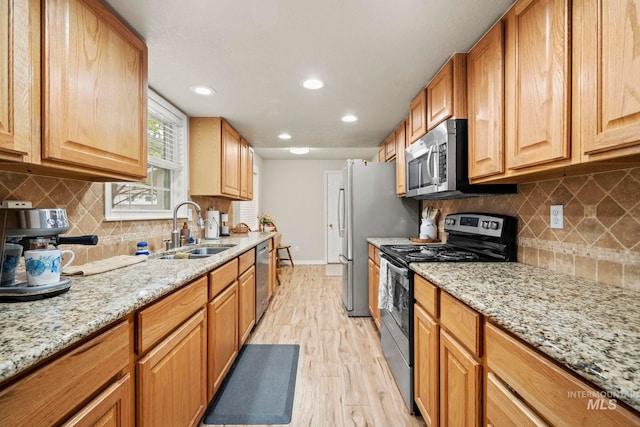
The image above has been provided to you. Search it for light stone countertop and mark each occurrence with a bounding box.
[411,263,640,413]
[0,232,275,384]
[367,237,640,412]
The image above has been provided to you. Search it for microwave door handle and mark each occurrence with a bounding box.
[425,146,435,184]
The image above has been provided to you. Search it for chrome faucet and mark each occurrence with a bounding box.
[171,201,204,249]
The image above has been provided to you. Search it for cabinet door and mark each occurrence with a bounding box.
[238,265,256,346]
[137,310,207,427]
[0,0,37,163]
[574,0,640,160]
[62,374,132,427]
[367,258,380,329]
[467,21,505,180]
[378,145,385,162]
[409,89,428,143]
[384,132,396,160]
[426,53,467,130]
[247,146,254,199]
[395,120,407,195]
[221,121,241,197]
[414,305,439,427]
[505,0,570,170]
[208,281,239,400]
[240,138,249,199]
[440,329,481,427]
[43,0,148,180]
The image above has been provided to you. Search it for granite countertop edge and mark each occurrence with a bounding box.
[0,232,275,384]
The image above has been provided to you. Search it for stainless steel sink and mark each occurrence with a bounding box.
[157,245,235,259]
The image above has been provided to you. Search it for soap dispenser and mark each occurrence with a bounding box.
[180,221,190,245]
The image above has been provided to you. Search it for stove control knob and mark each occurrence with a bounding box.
[446,218,456,226]
[490,221,500,230]
[481,220,489,229]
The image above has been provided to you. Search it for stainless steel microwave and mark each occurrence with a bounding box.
[405,119,517,199]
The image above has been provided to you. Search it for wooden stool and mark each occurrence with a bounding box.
[271,226,294,269]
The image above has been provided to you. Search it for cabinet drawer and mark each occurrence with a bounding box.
[238,248,255,275]
[440,292,481,356]
[485,322,640,426]
[414,274,438,318]
[0,321,129,427]
[137,276,207,354]
[209,258,239,299]
[486,372,547,427]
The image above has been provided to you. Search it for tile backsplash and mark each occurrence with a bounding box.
[428,167,640,290]
[2,167,639,290]
[0,172,230,266]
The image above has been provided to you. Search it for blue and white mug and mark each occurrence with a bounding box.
[24,249,75,287]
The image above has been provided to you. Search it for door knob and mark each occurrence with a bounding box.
[329,224,334,228]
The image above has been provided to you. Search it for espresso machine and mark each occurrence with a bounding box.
[0,207,98,302]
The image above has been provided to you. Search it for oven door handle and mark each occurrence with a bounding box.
[380,253,409,276]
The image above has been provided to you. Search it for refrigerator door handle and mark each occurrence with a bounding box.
[337,188,345,237]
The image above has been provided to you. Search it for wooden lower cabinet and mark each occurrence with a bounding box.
[238,265,256,346]
[414,304,439,427]
[137,309,207,427]
[208,281,239,400]
[269,242,276,297]
[439,329,482,427]
[63,374,132,427]
[367,258,380,329]
[485,322,640,426]
[0,321,130,427]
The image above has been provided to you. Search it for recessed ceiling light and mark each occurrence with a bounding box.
[289,147,310,155]
[189,85,216,96]
[278,133,292,140]
[342,114,358,122]
[302,79,324,90]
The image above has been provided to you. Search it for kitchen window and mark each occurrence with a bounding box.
[104,89,188,221]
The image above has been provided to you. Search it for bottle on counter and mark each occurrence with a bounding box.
[135,241,150,256]
[180,222,190,243]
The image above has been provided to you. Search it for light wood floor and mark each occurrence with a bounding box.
[204,264,427,427]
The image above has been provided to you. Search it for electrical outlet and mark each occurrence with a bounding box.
[550,205,564,229]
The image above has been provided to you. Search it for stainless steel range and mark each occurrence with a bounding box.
[377,212,517,413]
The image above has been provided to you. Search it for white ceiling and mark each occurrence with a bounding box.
[104,0,515,160]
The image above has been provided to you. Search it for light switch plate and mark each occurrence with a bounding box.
[550,205,564,229]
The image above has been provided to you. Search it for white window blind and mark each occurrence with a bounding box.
[234,169,258,231]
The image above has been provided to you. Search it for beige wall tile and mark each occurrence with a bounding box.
[623,264,640,291]
[597,260,623,287]
[575,256,596,281]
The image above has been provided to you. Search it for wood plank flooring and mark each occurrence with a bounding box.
[203,265,426,427]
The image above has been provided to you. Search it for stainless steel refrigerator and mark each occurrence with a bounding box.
[338,159,419,316]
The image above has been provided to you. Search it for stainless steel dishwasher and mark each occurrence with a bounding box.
[255,241,270,323]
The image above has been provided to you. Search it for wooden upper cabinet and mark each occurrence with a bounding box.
[467,21,505,180]
[190,118,250,199]
[221,121,241,197]
[384,132,396,161]
[377,145,385,162]
[42,0,148,180]
[240,138,249,200]
[0,0,38,164]
[395,120,407,195]
[408,89,427,143]
[426,53,467,131]
[573,0,640,161]
[247,146,254,200]
[505,0,570,170]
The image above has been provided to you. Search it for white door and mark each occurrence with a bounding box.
[325,171,343,263]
